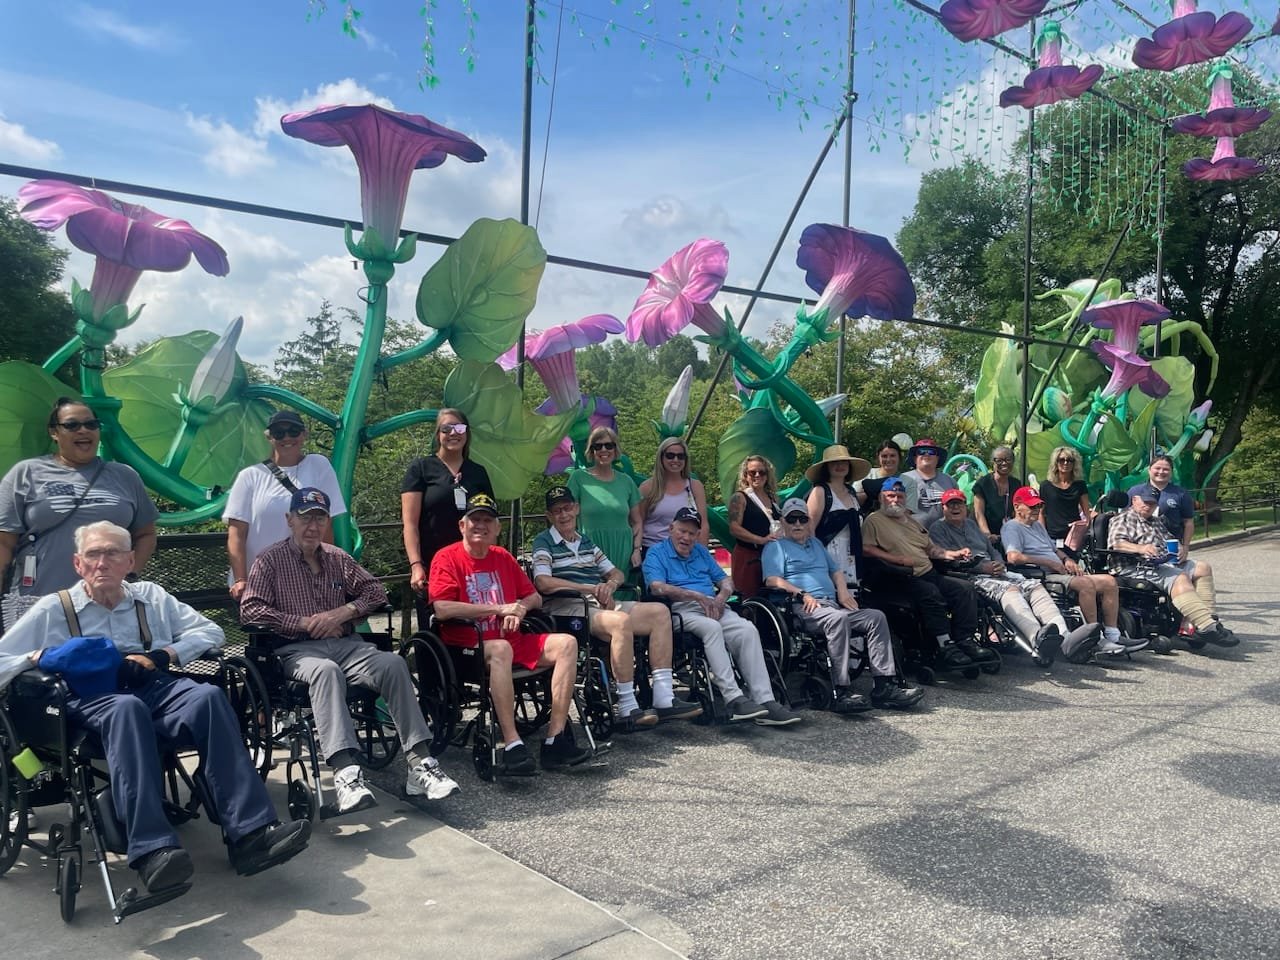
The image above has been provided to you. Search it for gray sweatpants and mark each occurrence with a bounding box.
[794,600,896,686]
[276,634,431,764]
[672,601,774,704]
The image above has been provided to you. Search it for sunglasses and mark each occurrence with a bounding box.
[439,423,468,436]
[269,425,305,439]
[746,469,767,477]
[1056,456,1075,463]
[663,451,687,461]
[590,441,616,451]
[57,419,102,432]
[784,514,808,524]
[992,458,1012,465]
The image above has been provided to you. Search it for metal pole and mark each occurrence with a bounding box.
[511,0,535,553]
[1151,122,1169,461]
[834,0,857,445]
[1019,24,1035,483]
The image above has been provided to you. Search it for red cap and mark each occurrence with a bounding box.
[1012,486,1044,507]
[940,488,967,505]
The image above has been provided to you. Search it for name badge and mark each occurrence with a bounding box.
[454,487,466,511]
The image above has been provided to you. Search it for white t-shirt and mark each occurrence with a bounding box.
[222,455,348,579]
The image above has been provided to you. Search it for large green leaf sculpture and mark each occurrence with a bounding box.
[974,329,1022,440]
[0,361,71,475]
[442,361,577,500]
[1126,356,1195,447]
[416,218,546,363]
[715,407,798,514]
[1025,424,1060,482]
[103,332,272,489]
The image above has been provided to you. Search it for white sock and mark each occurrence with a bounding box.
[651,669,675,709]
[616,680,639,713]
[936,634,952,649]
[504,739,524,751]
[1103,626,1120,642]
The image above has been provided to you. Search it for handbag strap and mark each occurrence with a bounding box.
[57,588,152,651]
[262,459,300,494]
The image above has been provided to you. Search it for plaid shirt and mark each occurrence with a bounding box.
[241,537,387,639]
[1107,507,1165,552]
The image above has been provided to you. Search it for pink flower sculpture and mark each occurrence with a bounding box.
[1171,62,1271,138]
[1183,135,1267,180]
[498,313,624,412]
[1091,342,1171,400]
[281,104,485,253]
[18,180,228,323]
[1000,22,1104,109]
[536,395,617,474]
[626,239,729,347]
[796,223,916,322]
[1132,3,1253,72]
[938,0,1048,42]
[1081,298,1171,353]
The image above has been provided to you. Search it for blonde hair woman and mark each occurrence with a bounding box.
[726,455,781,598]
[566,425,642,574]
[638,436,709,549]
[1038,445,1092,542]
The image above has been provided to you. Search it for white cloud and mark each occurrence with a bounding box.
[65,5,183,52]
[183,113,273,177]
[0,114,60,162]
[253,79,395,138]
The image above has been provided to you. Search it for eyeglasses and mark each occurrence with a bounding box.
[746,469,767,477]
[663,451,687,461]
[57,419,102,432]
[590,441,616,451]
[944,501,967,508]
[294,513,328,526]
[269,425,305,439]
[439,423,468,436]
[784,515,808,524]
[992,458,1012,465]
[80,547,129,563]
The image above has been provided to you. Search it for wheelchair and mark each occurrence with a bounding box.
[240,618,405,821]
[738,589,851,710]
[402,608,610,782]
[0,648,271,924]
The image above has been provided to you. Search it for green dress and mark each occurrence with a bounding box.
[567,469,641,574]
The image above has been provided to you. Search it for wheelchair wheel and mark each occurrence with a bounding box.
[1117,609,1141,642]
[221,655,273,779]
[287,778,316,823]
[579,657,615,741]
[915,665,937,685]
[740,599,790,677]
[351,696,400,770]
[58,854,79,923]
[979,650,1002,675]
[798,673,834,711]
[402,633,459,758]
[513,674,554,735]
[472,730,495,782]
[1,709,30,875]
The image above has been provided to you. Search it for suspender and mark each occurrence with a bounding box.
[57,589,153,651]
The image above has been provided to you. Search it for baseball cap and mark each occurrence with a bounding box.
[1012,486,1044,507]
[910,437,945,457]
[940,488,967,505]
[464,492,499,518]
[882,477,906,493]
[268,410,305,429]
[545,486,575,510]
[1133,484,1160,503]
[780,497,809,519]
[672,506,702,526]
[290,487,331,515]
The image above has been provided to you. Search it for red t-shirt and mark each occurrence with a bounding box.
[428,542,536,647]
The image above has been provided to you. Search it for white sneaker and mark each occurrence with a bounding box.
[1096,639,1127,655]
[406,757,460,800]
[333,764,378,814]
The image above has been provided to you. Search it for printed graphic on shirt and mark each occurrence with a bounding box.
[465,570,504,633]
[41,480,128,514]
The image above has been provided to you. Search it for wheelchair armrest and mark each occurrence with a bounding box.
[241,622,277,635]
[863,557,914,579]
[12,666,63,688]
[1006,563,1045,579]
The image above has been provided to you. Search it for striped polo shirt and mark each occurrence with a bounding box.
[531,526,615,585]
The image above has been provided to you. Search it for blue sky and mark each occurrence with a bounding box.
[1,1,1276,364]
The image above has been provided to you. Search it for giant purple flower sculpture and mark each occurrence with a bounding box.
[1091,342,1171,399]
[796,223,916,323]
[498,313,624,412]
[626,239,729,347]
[1172,61,1271,138]
[1000,22,1104,109]
[18,180,228,326]
[1183,134,1267,180]
[281,103,485,261]
[1132,2,1252,72]
[1081,298,1171,353]
[938,0,1048,42]
[536,395,617,474]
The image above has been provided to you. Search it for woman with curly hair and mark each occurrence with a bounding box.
[726,455,781,599]
[1038,445,1092,543]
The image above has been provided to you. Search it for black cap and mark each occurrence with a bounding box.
[464,492,499,518]
[268,410,305,429]
[545,486,575,510]
[672,506,701,526]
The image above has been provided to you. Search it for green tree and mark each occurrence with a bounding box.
[0,196,76,366]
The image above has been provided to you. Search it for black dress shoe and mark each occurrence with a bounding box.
[958,639,999,663]
[137,846,194,892]
[939,643,975,670]
[230,820,311,876]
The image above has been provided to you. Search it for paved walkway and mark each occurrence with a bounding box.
[4,530,1277,958]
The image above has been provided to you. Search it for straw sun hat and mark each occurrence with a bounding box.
[805,444,872,484]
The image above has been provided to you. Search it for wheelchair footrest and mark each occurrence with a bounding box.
[115,881,193,921]
[162,800,200,826]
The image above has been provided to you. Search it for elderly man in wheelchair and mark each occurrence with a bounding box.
[0,521,311,900]
[761,497,923,712]
[531,486,702,729]
[240,486,460,815]
[429,492,593,776]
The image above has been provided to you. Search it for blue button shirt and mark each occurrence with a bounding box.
[762,537,838,599]
[642,538,724,597]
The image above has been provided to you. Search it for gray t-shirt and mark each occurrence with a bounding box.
[928,516,1000,562]
[999,517,1058,561]
[903,470,958,529]
[0,456,158,600]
